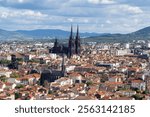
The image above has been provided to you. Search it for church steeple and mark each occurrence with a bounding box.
[61,54,65,76]
[75,25,81,54]
[76,25,79,39]
[70,25,73,39]
[68,25,75,57]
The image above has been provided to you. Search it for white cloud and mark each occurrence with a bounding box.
[88,0,116,4]
[106,20,112,24]
[123,24,130,27]
[6,0,30,4]
[17,0,27,3]
[0,0,68,9]
[107,4,143,15]
[22,10,47,17]
[101,24,104,28]
[83,19,89,23]
[0,7,47,18]
[14,0,27,3]
[67,18,74,22]
[119,4,143,14]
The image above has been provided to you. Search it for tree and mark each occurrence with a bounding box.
[15,84,24,89]
[100,78,106,83]
[132,94,144,100]
[0,60,11,65]
[10,72,20,78]
[86,81,93,86]
[28,59,40,63]
[15,92,21,99]
[142,90,149,94]
[48,90,53,94]
[0,75,7,82]
[17,58,23,62]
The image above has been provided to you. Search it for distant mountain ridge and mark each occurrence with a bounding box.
[87,26,150,43]
[0,26,150,41]
[0,29,101,40]
[130,26,150,38]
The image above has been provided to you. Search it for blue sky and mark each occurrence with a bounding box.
[0,0,150,33]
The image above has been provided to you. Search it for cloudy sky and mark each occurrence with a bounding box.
[0,0,150,33]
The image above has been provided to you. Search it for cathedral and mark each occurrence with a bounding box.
[40,54,66,86]
[49,25,81,57]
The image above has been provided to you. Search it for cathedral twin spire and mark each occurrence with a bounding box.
[68,25,81,57]
[50,25,81,58]
[69,25,79,40]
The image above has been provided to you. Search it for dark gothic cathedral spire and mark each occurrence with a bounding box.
[70,25,73,39]
[75,25,81,54]
[68,25,75,57]
[61,54,65,76]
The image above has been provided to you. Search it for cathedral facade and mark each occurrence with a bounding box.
[49,25,81,57]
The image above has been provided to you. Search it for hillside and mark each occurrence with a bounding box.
[0,26,150,42]
[0,29,101,40]
[86,26,150,43]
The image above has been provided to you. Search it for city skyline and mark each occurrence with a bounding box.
[0,0,150,33]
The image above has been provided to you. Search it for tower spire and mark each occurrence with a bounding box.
[76,25,79,38]
[70,24,73,39]
[75,25,81,55]
[68,25,75,57]
[61,54,65,76]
